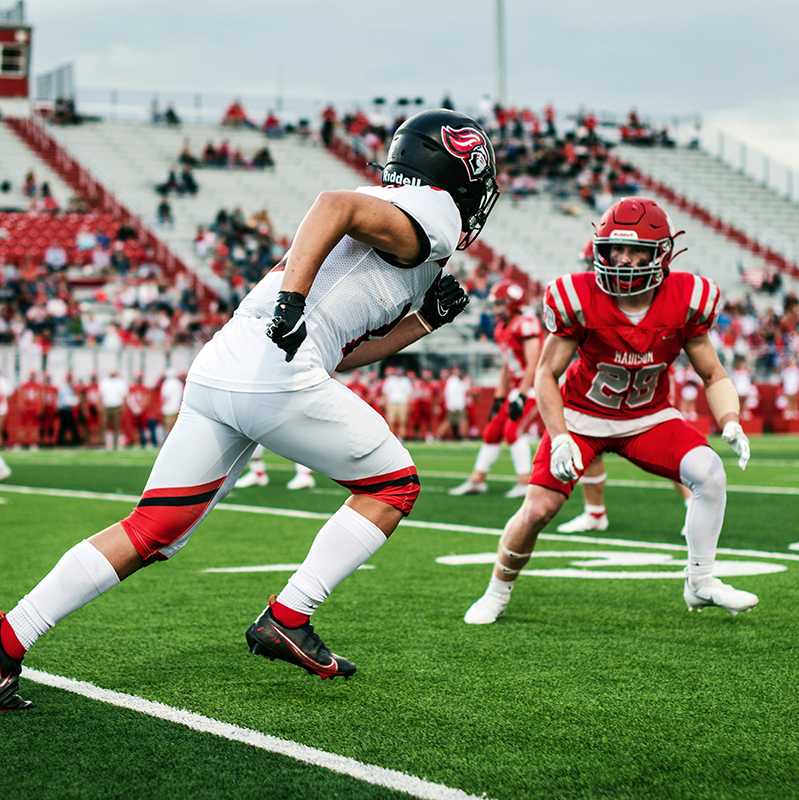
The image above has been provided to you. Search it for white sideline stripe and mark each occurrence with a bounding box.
[2,483,798,562]
[21,669,491,800]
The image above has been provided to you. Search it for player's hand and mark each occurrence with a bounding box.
[418,273,469,330]
[489,396,505,420]
[550,432,584,482]
[721,421,750,470]
[507,389,524,421]
[265,291,307,362]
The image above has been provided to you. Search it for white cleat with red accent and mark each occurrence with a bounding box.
[235,470,268,488]
[556,511,608,533]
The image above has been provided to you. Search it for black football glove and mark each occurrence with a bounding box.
[507,389,524,421]
[489,397,506,420]
[418,273,469,331]
[265,291,307,362]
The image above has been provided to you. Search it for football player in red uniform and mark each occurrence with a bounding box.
[126,373,151,448]
[466,197,756,624]
[40,374,60,446]
[450,280,542,498]
[18,372,42,450]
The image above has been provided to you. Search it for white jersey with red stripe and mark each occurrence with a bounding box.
[544,270,720,437]
[189,185,460,393]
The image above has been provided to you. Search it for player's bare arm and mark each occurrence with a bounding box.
[280,191,421,296]
[534,334,578,438]
[685,332,750,469]
[684,333,740,428]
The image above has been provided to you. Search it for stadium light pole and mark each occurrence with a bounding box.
[496,0,507,106]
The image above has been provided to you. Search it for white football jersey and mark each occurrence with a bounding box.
[189,185,461,393]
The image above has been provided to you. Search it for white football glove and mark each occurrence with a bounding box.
[550,433,584,483]
[721,421,750,470]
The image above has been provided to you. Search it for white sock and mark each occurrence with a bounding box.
[585,504,606,516]
[251,460,266,476]
[474,443,502,475]
[278,505,387,616]
[487,574,514,596]
[680,446,726,584]
[295,464,312,477]
[6,540,120,650]
[509,437,531,476]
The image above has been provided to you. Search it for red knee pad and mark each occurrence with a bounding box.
[336,466,420,516]
[121,477,225,561]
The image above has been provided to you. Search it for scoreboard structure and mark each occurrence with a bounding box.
[0,1,30,117]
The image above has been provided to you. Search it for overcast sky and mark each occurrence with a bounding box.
[25,0,799,168]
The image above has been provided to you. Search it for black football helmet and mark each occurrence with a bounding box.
[382,109,499,250]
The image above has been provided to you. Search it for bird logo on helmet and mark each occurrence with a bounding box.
[381,108,500,251]
[592,196,685,296]
[489,280,526,318]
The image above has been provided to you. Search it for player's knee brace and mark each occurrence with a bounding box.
[336,466,420,516]
[121,477,225,562]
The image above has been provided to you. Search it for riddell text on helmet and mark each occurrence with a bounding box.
[382,170,423,187]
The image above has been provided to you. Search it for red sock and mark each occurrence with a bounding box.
[0,614,27,660]
[270,600,309,628]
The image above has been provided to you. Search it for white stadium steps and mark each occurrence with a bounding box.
[0,123,74,210]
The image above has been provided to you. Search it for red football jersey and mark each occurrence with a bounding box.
[494,310,543,378]
[21,380,42,410]
[127,384,150,416]
[544,271,720,421]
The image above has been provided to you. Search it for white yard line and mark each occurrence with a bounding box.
[21,669,492,800]
[2,483,798,562]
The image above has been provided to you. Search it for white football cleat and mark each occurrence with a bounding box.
[287,472,315,490]
[464,589,510,624]
[235,470,268,488]
[0,464,11,482]
[448,480,488,496]
[684,576,759,616]
[556,511,608,533]
[504,483,528,499]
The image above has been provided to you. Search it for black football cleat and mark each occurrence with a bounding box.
[246,607,356,680]
[0,612,34,712]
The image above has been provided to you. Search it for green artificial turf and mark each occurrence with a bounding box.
[1,437,798,799]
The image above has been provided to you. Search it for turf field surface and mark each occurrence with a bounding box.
[1,436,798,800]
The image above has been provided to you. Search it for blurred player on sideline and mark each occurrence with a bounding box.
[465,196,757,625]
[1,109,500,709]
[235,444,316,490]
[449,280,542,498]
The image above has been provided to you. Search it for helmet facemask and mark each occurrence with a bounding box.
[594,240,665,296]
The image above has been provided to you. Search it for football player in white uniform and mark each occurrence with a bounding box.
[0,109,500,708]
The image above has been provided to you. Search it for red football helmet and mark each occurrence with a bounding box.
[593,197,684,296]
[489,280,526,316]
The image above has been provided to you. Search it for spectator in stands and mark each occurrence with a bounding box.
[321,104,337,147]
[56,374,80,446]
[44,243,67,272]
[159,368,184,436]
[99,369,127,449]
[36,183,59,214]
[178,167,198,196]
[157,198,173,228]
[253,146,274,168]
[381,365,414,441]
[782,355,799,419]
[440,365,470,441]
[179,140,199,168]
[263,111,282,138]
[222,99,252,128]
[164,104,181,126]
[156,170,180,196]
[22,171,36,198]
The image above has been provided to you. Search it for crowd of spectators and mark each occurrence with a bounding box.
[0,367,187,450]
[194,206,287,305]
[178,139,275,170]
